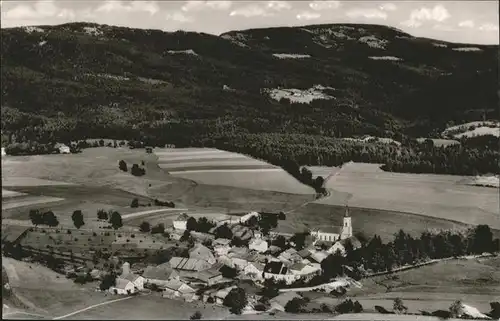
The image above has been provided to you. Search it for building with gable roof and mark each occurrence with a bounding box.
[311,206,353,242]
[173,213,190,230]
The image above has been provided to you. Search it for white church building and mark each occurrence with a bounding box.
[311,206,353,243]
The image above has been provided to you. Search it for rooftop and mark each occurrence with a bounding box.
[142,265,178,281]
[316,226,342,234]
[114,278,133,289]
[169,257,212,272]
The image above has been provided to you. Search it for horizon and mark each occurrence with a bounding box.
[1,1,499,45]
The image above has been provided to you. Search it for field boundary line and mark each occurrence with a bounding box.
[52,295,134,320]
[3,310,49,319]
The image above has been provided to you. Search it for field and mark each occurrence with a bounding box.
[309,162,500,230]
[2,257,113,319]
[348,256,500,315]
[155,148,315,195]
[442,121,500,138]
[415,138,460,147]
[63,294,230,320]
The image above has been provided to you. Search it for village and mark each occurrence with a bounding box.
[3,205,364,315]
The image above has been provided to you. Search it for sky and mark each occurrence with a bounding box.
[1,0,498,44]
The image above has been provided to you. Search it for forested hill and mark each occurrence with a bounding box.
[1,22,499,175]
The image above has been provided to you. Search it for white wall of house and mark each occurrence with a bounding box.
[173,220,187,230]
[214,245,231,257]
[1,147,6,156]
[232,258,249,270]
[249,239,268,253]
[59,146,70,154]
[132,276,145,291]
[313,231,340,242]
[109,282,135,295]
[263,272,300,285]
[244,265,263,280]
[327,242,346,255]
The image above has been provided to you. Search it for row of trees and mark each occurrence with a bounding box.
[321,224,499,279]
[29,209,59,227]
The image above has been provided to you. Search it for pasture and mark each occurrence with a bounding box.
[2,257,112,319]
[349,256,500,315]
[279,203,470,242]
[63,294,231,320]
[310,162,500,230]
[155,148,315,195]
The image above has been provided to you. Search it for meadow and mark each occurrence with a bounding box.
[348,256,500,315]
[310,162,500,230]
[156,148,315,195]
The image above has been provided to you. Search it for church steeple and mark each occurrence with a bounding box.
[341,205,352,239]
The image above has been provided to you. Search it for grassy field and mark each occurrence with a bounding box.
[2,257,112,319]
[310,162,500,230]
[345,256,500,315]
[278,203,471,241]
[156,148,315,195]
[64,293,231,320]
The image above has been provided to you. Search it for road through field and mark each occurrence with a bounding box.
[120,208,187,221]
[52,296,135,320]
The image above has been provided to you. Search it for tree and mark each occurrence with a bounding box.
[321,251,345,278]
[278,212,286,220]
[449,300,464,318]
[97,209,108,221]
[285,297,307,313]
[180,230,192,243]
[100,273,117,291]
[190,311,202,320]
[29,209,43,226]
[109,211,123,230]
[260,284,279,300]
[186,217,198,231]
[71,210,85,229]
[393,298,407,314]
[215,224,233,239]
[131,164,145,176]
[131,198,139,208]
[118,160,128,172]
[139,221,151,233]
[291,232,308,250]
[220,265,237,278]
[272,235,287,249]
[223,287,248,315]
[151,223,165,234]
[43,211,59,227]
[471,225,494,254]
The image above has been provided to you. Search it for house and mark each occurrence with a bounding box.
[239,211,259,224]
[1,147,6,157]
[195,268,223,285]
[190,231,215,243]
[213,238,232,256]
[249,238,268,253]
[189,243,216,265]
[162,279,196,301]
[142,264,179,287]
[269,292,301,312]
[263,261,299,284]
[309,250,330,263]
[168,257,212,272]
[244,262,264,280]
[267,245,282,255]
[327,236,362,256]
[120,262,145,291]
[230,224,253,241]
[173,213,190,230]
[214,286,236,305]
[289,262,321,276]
[109,278,135,295]
[311,206,353,242]
[55,143,70,154]
[278,248,302,263]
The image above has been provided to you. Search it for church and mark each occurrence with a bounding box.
[310,206,352,243]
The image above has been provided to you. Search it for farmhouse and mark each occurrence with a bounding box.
[311,206,352,242]
[162,279,196,301]
[231,224,254,241]
[244,262,264,280]
[55,143,70,154]
[270,292,301,312]
[213,238,232,256]
[173,213,190,230]
[327,236,362,256]
[249,238,268,253]
[109,278,135,295]
[189,243,216,264]
[142,264,179,287]
[309,249,330,263]
[194,268,223,285]
[1,147,5,156]
[263,261,298,284]
[168,257,212,272]
[239,211,259,224]
[289,262,321,276]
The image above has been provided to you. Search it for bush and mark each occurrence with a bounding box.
[140,221,151,233]
[131,164,146,176]
[151,223,165,234]
[67,230,72,234]
[285,297,307,313]
[131,198,139,208]
[190,311,202,320]
[223,287,248,315]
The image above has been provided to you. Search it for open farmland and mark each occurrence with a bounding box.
[279,203,471,241]
[63,293,230,320]
[348,256,500,315]
[156,148,314,195]
[2,257,113,319]
[310,162,500,230]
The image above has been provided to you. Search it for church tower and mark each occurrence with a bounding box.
[340,205,352,239]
